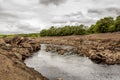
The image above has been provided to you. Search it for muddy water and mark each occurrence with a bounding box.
[25,44,120,80]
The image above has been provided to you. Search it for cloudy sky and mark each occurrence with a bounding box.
[0,0,120,34]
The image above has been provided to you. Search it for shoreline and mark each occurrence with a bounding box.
[39,33,120,65]
[0,36,48,80]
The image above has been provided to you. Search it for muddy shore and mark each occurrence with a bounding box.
[39,33,120,65]
[0,36,47,80]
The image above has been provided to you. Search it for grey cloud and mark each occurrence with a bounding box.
[88,7,120,16]
[69,19,94,24]
[52,20,67,24]
[106,7,120,15]
[88,9,102,15]
[64,12,84,17]
[0,11,19,25]
[39,0,67,5]
[51,11,86,25]
[0,0,120,34]
[17,24,39,31]
[0,0,41,34]
[0,12,17,18]
[0,23,40,34]
[10,23,40,34]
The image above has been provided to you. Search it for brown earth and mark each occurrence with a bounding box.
[39,32,120,65]
[0,36,48,80]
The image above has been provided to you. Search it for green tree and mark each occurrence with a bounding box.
[115,16,120,31]
[108,25,115,32]
[73,25,86,35]
[88,17,114,33]
[40,29,48,36]
[96,17,114,33]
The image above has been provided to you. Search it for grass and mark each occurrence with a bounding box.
[0,33,40,38]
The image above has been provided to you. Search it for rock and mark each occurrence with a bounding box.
[0,36,47,80]
[46,44,77,55]
[46,46,52,52]
[58,49,65,55]
[0,39,6,45]
[90,53,103,64]
[10,36,25,45]
[14,52,22,60]
[0,54,47,80]
[39,34,120,65]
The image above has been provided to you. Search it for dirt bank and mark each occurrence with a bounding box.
[39,33,120,65]
[0,36,47,80]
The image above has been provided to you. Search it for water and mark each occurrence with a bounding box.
[25,44,120,80]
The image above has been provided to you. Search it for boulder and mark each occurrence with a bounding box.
[0,39,6,45]
[0,36,47,80]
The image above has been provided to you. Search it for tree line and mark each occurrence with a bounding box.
[40,16,120,36]
[40,24,87,36]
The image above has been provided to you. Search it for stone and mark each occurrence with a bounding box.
[0,39,6,45]
[0,36,47,80]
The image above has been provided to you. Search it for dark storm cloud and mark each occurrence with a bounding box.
[39,0,67,5]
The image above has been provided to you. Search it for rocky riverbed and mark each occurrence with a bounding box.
[0,36,47,80]
[25,44,120,80]
[0,33,120,80]
[39,33,120,65]
[45,44,78,55]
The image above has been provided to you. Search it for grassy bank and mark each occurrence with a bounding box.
[0,33,40,38]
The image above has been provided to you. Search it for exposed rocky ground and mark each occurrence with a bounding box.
[39,33,120,65]
[0,33,119,80]
[0,36,47,80]
[46,44,78,55]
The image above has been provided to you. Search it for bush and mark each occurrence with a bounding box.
[40,25,87,36]
[88,17,116,33]
[115,16,120,31]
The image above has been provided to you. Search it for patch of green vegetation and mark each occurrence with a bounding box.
[40,24,87,36]
[40,16,120,36]
[0,34,16,38]
[17,33,40,37]
[0,33,40,38]
[87,16,120,33]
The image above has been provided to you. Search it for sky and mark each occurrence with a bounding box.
[0,0,120,34]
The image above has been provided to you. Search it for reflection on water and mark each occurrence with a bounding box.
[25,44,120,80]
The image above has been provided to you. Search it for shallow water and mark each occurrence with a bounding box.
[25,44,120,80]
